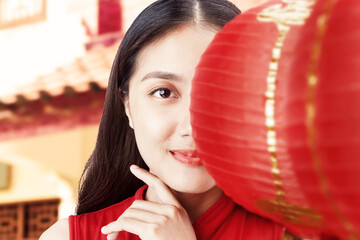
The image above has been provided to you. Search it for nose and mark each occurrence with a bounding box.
[177,99,193,137]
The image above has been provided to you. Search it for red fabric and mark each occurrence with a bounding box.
[69,185,285,240]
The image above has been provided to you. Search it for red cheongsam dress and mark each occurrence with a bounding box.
[69,185,285,239]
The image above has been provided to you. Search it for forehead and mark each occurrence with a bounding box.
[131,26,216,81]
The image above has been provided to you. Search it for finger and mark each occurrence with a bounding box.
[126,200,180,221]
[122,205,165,222]
[130,165,181,207]
[107,232,118,240]
[101,217,147,235]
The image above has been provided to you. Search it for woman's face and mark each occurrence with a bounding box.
[124,25,217,193]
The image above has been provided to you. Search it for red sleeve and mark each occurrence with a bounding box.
[68,186,147,240]
[68,215,78,240]
[68,197,135,240]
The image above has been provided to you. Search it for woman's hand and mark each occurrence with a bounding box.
[101,165,197,240]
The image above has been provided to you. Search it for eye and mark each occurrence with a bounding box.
[150,88,177,99]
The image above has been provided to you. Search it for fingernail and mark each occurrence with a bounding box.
[130,165,139,170]
[101,227,105,234]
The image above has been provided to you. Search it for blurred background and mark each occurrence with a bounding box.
[0,0,267,239]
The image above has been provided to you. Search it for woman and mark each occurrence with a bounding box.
[41,0,286,239]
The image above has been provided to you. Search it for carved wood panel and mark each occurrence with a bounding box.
[0,199,59,240]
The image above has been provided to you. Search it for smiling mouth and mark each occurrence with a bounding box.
[170,150,202,166]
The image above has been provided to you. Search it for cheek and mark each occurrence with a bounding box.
[131,103,178,158]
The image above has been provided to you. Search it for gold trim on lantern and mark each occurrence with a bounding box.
[257,198,322,226]
[306,0,358,238]
[256,0,322,227]
[283,230,313,240]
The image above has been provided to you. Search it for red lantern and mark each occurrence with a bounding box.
[191,0,320,237]
[284,0,360,238]
[191,0,360,238]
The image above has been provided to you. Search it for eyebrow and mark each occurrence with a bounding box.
[141,71,182,82]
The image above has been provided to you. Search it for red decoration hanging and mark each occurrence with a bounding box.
[98,0,123,35]
[191,0,360,238]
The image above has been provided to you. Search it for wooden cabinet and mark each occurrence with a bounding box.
[0,199,60,240]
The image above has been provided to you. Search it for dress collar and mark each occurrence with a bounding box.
[192,193,235,239]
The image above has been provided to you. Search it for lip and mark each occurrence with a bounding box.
[170,150,202,166]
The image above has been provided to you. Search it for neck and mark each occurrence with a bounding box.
[145,185,223,223]
[173,186,224,223]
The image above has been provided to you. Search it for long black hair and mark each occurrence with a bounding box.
[76,0,240,215]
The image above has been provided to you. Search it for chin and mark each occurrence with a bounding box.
[167,177,217,194]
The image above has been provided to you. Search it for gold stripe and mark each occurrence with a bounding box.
[258,0,314,202]
[256,0,322,228]
[305,0,358,238]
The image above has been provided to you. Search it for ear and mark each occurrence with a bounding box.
[124,97,134,129]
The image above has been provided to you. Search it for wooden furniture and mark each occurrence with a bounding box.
[0,199,60,240]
